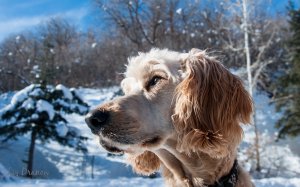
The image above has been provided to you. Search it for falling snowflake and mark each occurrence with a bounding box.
[50,48,55,54]
[176,8,182,15]
[91,43,97,48]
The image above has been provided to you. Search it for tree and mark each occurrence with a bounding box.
[0,84,89,178]
[241,0,263,172]
[0,17,129,91]
[214,0,289,173]
[94,0,210,51]
[95,0,167,50]
[0,34,37,91]
[274,1,300,139]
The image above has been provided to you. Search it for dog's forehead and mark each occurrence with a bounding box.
[125,58,159,79]
[125,49,183,79]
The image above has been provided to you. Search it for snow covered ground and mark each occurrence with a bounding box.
[0,87,299,187]
[0,177,300,187]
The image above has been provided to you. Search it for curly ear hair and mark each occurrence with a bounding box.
[128,151,160,175]
[172,49,253,158]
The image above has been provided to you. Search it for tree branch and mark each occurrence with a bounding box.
[251,25,276,70]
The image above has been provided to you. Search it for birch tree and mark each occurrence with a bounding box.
[219,0,287,172]
[242,0,261,172]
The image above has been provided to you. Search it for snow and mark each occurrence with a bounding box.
[254,177,300,187]
[29,88,43,97]
[91,43,97,48]
[236,93,300,180]
[71,104,88,114]
[176,8,182,15]
[15,123,25,128]
[56,122,68,137]
[32,114,39,119]
[276,38,281,42]
[36,100,55,120]
[54,99,69,108]
[0,92,14,109]
[70,88,83,100]
[0,87,299,187]
[202,11,207,19]
[0,140,62,180]
[11,84,34,105]
[33,65,39,70]
[0,178,164,187]
[74,58,81,64]
[0,177,299,187]
[50,48,55,54]
[56,84,73,100]
[0,163,15,182]
[21,98,34,109]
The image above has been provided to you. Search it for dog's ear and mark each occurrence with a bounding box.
[128,151,160,175]
[172,48,253,158]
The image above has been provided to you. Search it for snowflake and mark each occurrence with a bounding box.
[176,8,182,15]
[91,43,97,48]
[50,48,55,54]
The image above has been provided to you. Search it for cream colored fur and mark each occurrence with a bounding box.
[94,48,254,187]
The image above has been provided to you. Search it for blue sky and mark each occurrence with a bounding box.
[0,0,298,42]
[0,0,97,41]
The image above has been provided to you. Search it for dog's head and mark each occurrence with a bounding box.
[86,49,182,154]
[85,48,252,173]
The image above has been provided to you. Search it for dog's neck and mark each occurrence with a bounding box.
[207,160,238,187]
[154,137,237,187]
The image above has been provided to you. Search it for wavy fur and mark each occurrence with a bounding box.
[173,49,253,158]
[90,48,254,187]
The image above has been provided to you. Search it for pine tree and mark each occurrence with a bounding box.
[0,84,89,178]
[274,1,300,139]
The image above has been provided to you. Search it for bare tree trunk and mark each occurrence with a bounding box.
[242,0,252,96]
[91,155,95,179]
[27,128,37,178]
[242,0,261,172]
[253,112,261,171]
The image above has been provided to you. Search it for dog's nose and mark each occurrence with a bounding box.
[85,109,109,132]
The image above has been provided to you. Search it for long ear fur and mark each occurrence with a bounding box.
[127,151,160,175]
[172,49,253,158]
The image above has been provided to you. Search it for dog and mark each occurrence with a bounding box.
[85,48,254,187]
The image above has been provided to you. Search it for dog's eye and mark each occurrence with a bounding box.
[147,76,162,90]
